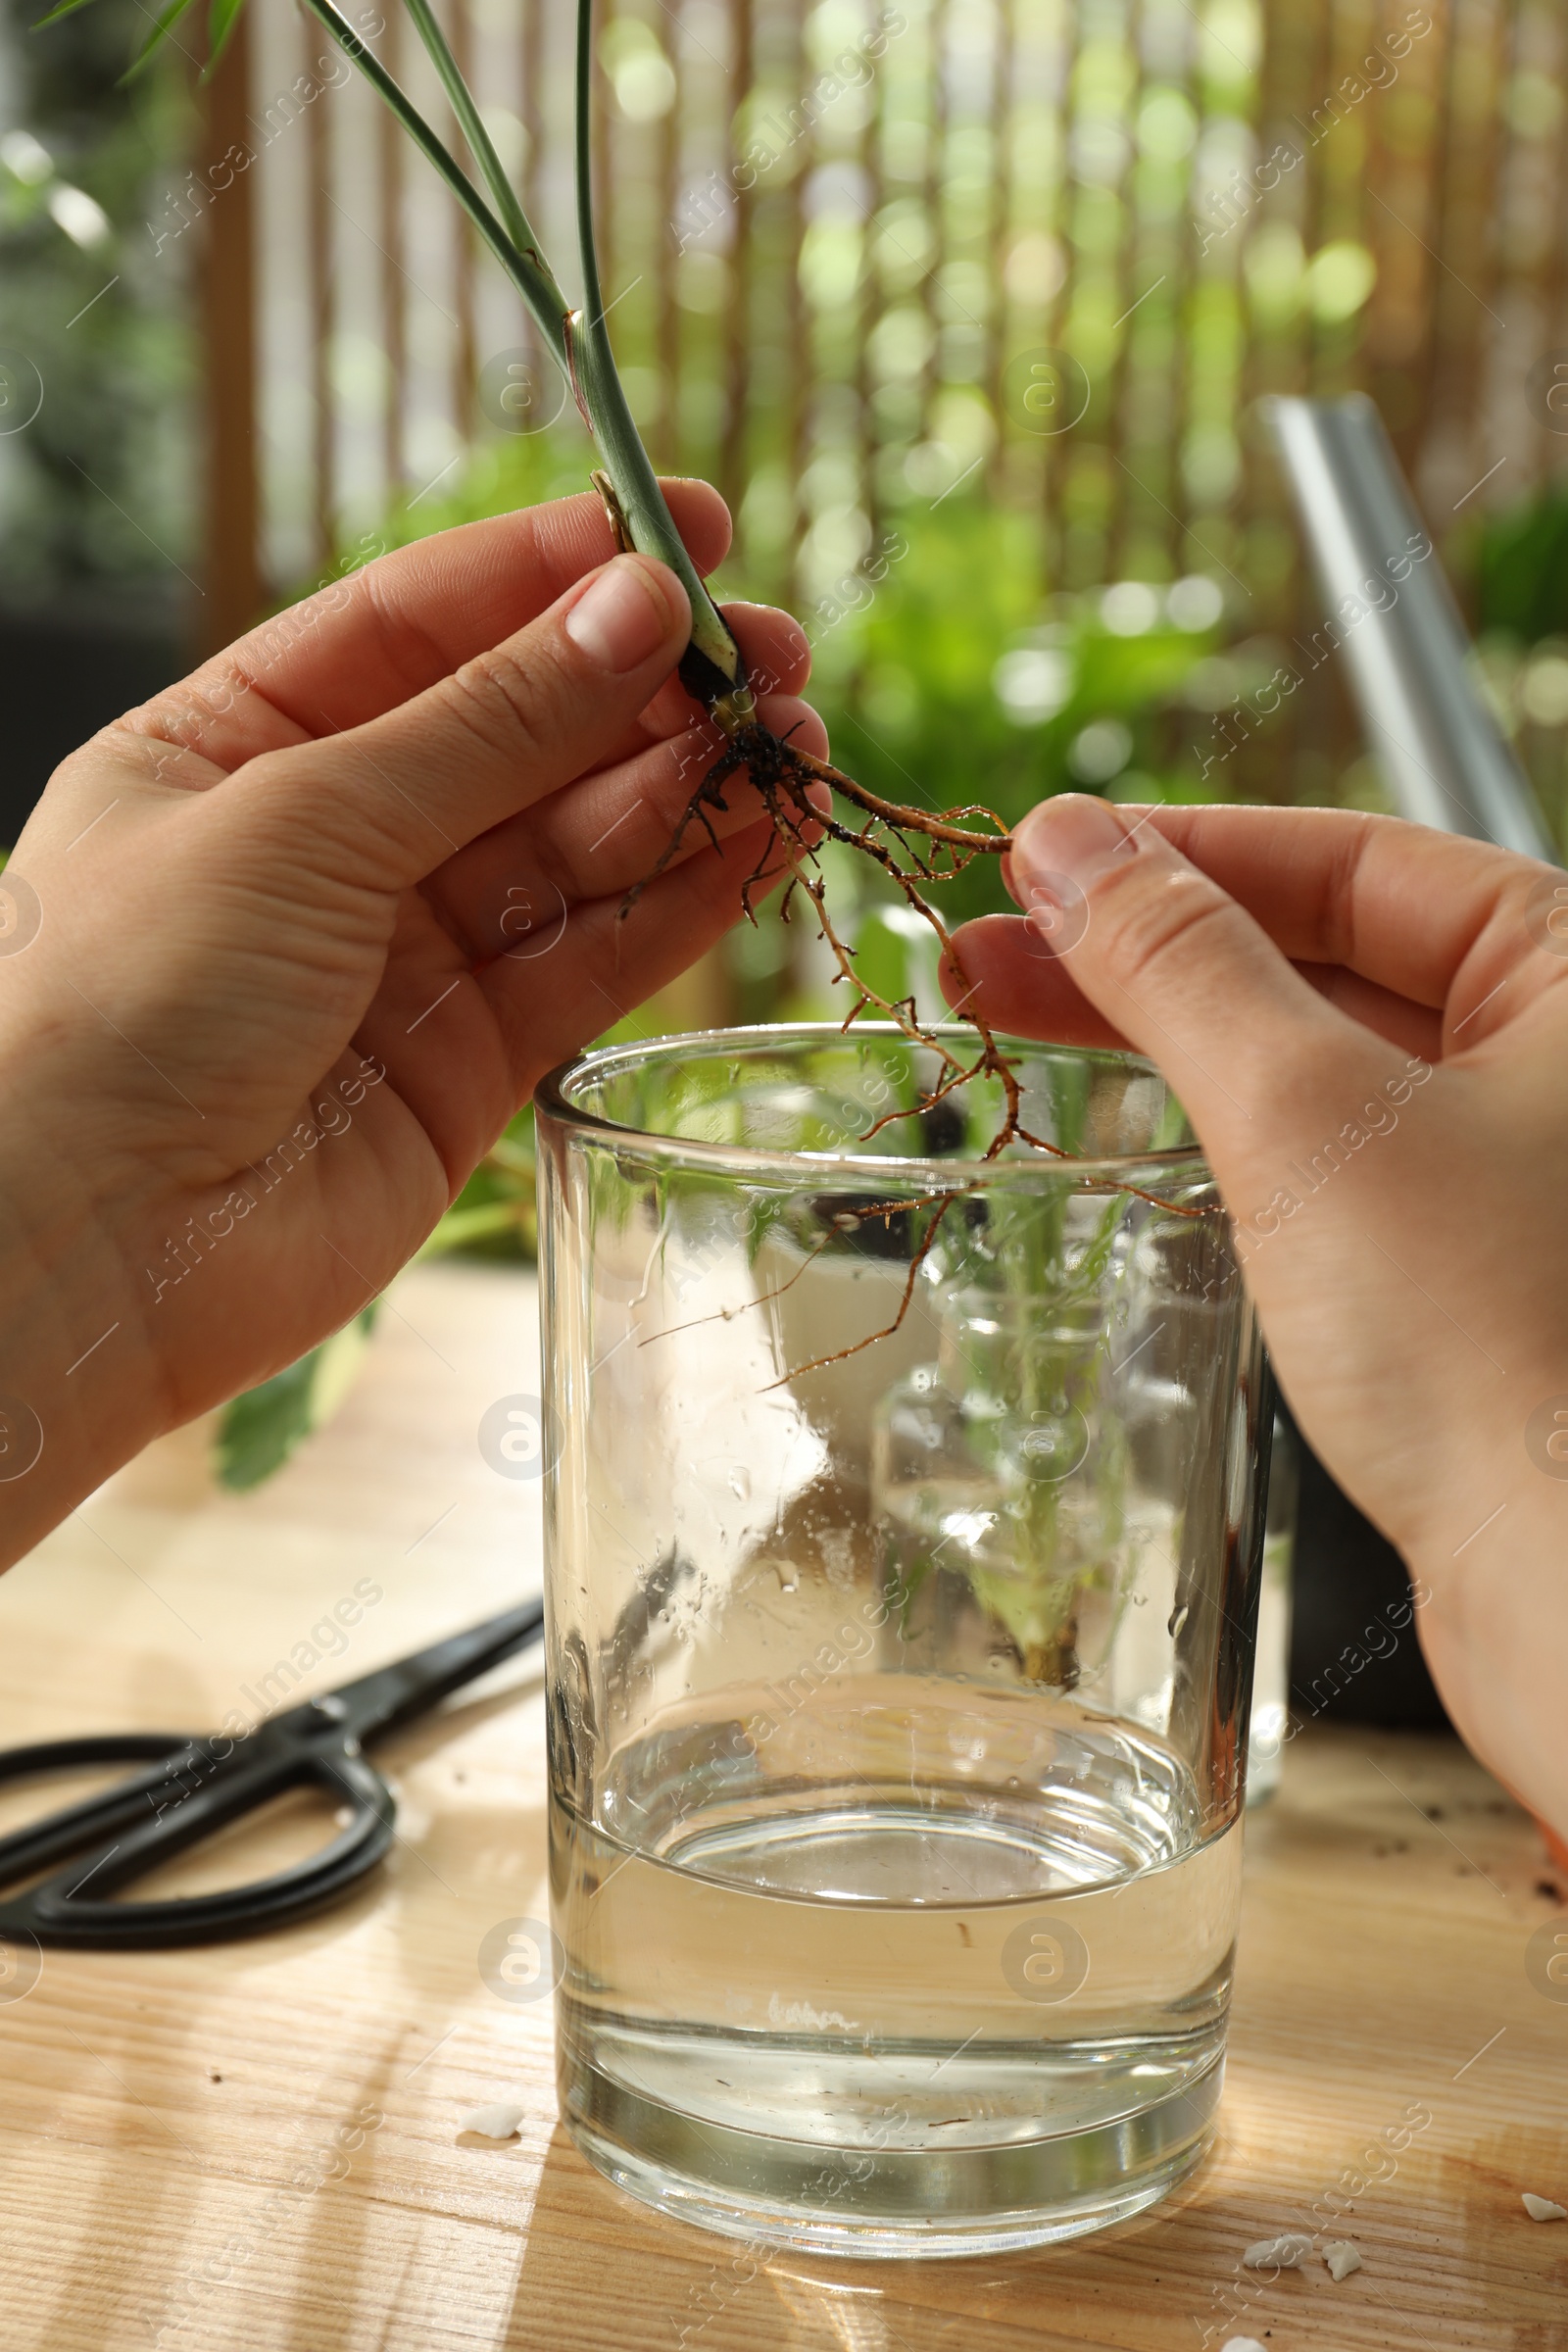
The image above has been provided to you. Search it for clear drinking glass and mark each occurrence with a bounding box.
[535,1026,1272,2257]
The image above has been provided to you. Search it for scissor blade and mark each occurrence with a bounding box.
[321,1599,546,1743]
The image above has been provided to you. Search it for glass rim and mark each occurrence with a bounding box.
[534,1022,1213,1190]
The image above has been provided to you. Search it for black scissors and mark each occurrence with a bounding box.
[0,1600,544,1950]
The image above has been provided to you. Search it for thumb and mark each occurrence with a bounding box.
[1003,794,1368,1148]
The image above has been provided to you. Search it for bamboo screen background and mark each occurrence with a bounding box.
[201,0,1568,789]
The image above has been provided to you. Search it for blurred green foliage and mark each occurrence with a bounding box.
[216,1305,381,1491]
[1476,490,1568,645]
[805,501,1226,934]
[0,0,195,607]
[432,1110,538,1262]
[373,432,593,556]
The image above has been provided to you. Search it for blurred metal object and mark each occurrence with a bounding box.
[1269,393,1555,860]
[1247,1411,1296,1805]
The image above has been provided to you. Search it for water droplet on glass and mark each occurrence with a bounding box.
[728,1465,752,1500]
[774,1564,798,1594]
[1168,1603,1189,1638]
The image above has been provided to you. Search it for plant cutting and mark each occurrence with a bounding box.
[44,0,1209,1619]
[42,0,1212,1632]
[41,0,1054,1167]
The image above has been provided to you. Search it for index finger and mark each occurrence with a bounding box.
[113,480,733,777]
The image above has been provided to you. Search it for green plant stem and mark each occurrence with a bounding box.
[51,0,751,727]
[289,0,749,721]
[297,0,569,370]
[399,0,547,268]
[569,0,750,715]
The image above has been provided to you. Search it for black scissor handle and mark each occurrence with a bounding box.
[0,1735,206,1886]
[0,1715,396,1949]
[0,1599,549,1949]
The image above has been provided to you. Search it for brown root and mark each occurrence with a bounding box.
[623,719,1047,1165]
[621,714,1204,1381]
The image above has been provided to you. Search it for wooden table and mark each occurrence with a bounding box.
[0,1262,1562,2352]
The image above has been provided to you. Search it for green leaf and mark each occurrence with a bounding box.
[49,0,743,728]
[119,0,201,80]
[401,0,544,263]
[414,1199,526,1257]
[31,0,105,30]
[298,0,570,369]
[201,0,247,80]
[214,1305,379,1492]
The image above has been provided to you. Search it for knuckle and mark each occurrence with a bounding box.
[357,559,450,686]
[441,645,557,768]
[1094,860,1236,985]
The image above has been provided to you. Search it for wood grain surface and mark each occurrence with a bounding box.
[0,1262,1563,2352]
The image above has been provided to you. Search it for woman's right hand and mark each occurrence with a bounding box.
[950,797,1568,1835]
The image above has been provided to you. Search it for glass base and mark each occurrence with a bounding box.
[560,2040,1224,2259]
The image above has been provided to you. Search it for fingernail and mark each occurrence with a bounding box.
[564,556,681,672]
[1011,793,1134,886]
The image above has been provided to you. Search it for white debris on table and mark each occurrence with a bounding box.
[1222,2338,1268,2352]
[459,2101,526,2140]
[1323,2240,1362,2279]
[1522,2192,1567,2221]
[1243,2232,1314,2269]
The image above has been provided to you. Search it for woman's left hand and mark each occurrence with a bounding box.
[0,481,817,1561]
